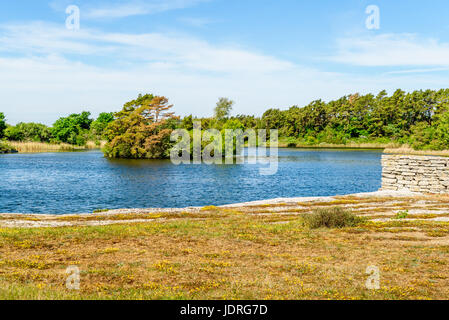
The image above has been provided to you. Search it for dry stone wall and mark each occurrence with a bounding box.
[381,154,449,193]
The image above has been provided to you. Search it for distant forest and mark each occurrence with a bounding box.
[1,88,449,157]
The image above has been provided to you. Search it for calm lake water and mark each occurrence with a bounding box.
[0,149,382,214]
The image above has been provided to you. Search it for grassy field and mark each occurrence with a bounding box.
[0,194,448,300]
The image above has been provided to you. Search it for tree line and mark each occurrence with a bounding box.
[259,89,449,150]
[1,88,449,158]
[0,111,114,146]
[180,89,449,150]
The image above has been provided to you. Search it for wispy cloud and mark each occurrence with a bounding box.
[385,67,449,75]
[332,33,449,67]
[0,21,311,123]
[0,22,293,73]
[179,17,216,27]
[1,22,449,125]
[84,0,210,19]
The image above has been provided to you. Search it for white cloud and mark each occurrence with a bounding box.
[333,33,449,67]
[0,22,293,73]
[385,67,449,75]
[179,17,216,27]
[1,23,449,125]
[0,21,309,124]
[84,0,210,19]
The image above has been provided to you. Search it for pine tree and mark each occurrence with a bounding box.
[136,96,175,122]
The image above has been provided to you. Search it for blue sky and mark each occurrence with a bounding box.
[1,0,449,124]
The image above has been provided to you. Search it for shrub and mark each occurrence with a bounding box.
[0,141,17,153]
[4,122,52,142]
[302,207,364,229]
[394,210,409,220]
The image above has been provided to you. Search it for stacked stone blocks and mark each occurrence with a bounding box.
[381,154,449,194]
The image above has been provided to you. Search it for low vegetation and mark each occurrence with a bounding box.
[384,145,449,157]
[0,194,448,300]
[8,142,87,153]
[302,207,364,229]
[394,210,409,220]
[0,141,17,154]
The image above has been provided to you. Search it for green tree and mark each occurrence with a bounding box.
[214,98,234,121]
[409,122,436,150]
[181,115,194,131]
[104,95,178,159]
[222,118,245,131]
[4,125,23,141]
[91,112,114,138]
[262,109,285,130]
[117,93,155,118]
[434,112,449,149]
[52,111,93,145]
[0,113,6,139]
[234,115,258,129]
[4,123,51,142]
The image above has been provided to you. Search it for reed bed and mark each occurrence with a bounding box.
[8,141,105,153]
[85,140,107,149]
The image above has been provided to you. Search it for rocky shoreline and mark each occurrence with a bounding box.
[3,189,446,229]
[0,190,417,216]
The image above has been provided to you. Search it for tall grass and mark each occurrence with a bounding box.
[281,142,401,149]
[384,145,449,157]
[294,142,401,149]
[8,141,106,153]
[85,140,107,149]
[278,137,401,149]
